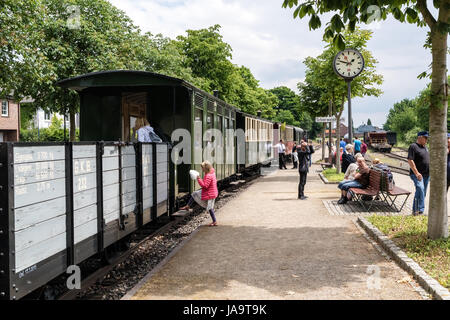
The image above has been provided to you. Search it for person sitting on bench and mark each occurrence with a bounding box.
[343,153,363,182]
[341,144,356,173]
[337,157,370,204]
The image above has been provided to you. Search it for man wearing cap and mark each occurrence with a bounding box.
[407,131,430,215]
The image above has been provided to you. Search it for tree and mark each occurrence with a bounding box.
[274,109,297,125]
[298,80,330,158]
[5,0,150,141]
[384,98,417,131]
[138,33,200,86]
[0,1,50,97]
[367,118,372,126]
[389,106,419,141]
[282,0,449,239]
[176,25,235,96]
[175,25,277,118]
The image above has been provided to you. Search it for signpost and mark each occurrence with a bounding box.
[315,116,336,123]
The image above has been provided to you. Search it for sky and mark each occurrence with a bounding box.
[108,0,442,128]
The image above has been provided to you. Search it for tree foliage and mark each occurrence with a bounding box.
[1,3,278,138]
[175,25,277,118]
[384,77,450,141]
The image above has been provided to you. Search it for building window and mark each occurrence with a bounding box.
[44,112,51,120]
[1,100,8,117]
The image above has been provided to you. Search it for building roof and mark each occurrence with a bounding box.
[57,70,242,113]
[355,124,378,133]
[57,70,186,91]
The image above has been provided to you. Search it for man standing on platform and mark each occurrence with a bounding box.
[407,131,430,216]
[340,138,346,152]
[361,140,368,158]
[298,141,312,200]
[354,137,361,154]
[276,139,287,170]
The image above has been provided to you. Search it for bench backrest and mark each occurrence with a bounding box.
[368,169,381,191]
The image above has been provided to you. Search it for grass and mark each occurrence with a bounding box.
[367,215,450,289]
[395,141,410,150]
[322,168,345,182]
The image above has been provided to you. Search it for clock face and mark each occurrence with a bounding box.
[333,49,365,79]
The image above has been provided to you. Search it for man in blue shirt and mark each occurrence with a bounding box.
[354,138,362,153]
[339,138,346,152]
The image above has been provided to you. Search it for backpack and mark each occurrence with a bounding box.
[374,164,395,191]
[145,127,162,143]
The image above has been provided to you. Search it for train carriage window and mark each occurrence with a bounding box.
[195,93,204,108]
[130,116,137,141]
[245,118,249,142]
[122,92,147,141]
[194,108,203,159]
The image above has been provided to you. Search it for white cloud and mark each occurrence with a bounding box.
[108,0,444,127]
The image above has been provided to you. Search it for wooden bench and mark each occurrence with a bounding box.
[349,169,411,212]
[379,176,411,212]
[348,169,381,211]
[319,162,333,170]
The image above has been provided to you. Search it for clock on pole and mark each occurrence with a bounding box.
[333,48,365,143]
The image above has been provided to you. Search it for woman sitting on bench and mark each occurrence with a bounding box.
[337,157,370,204]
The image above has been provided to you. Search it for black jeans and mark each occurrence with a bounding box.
[279,153,287,169]
[298,171,307,198]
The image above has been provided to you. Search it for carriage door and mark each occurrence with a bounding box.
[122,92,147,142]
[193,108,203,190]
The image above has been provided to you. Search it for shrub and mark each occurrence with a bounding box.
[404,127,423,146]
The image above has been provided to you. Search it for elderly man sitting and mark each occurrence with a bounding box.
[337,157,370,204]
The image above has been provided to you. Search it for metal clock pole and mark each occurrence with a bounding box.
[347,79,352,143]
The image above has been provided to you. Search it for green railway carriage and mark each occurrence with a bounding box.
[0,70,282,300]
[57,70,240,197]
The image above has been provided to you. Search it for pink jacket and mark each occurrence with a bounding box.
[197,168,218,200]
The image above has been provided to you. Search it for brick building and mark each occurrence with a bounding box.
[325,123,348,138]
[0,97,20,142]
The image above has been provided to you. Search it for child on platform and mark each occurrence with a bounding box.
[180,161,219,226]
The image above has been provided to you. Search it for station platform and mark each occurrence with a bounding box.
[124,154,423,300]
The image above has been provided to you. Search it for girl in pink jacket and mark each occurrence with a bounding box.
[180,161,219,226]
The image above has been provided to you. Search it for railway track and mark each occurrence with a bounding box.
[55,167,261,300]
[383,152,408,162]
[365,152,410,175]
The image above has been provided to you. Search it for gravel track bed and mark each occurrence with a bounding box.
[76,177,257,300]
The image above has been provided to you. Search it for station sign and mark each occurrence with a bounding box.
[315,116,336,123]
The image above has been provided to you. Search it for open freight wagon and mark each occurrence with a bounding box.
[0,141,170,300]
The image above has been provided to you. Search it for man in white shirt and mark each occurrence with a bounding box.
[276,140,287,169]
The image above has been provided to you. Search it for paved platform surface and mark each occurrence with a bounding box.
[126,151,424,300]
